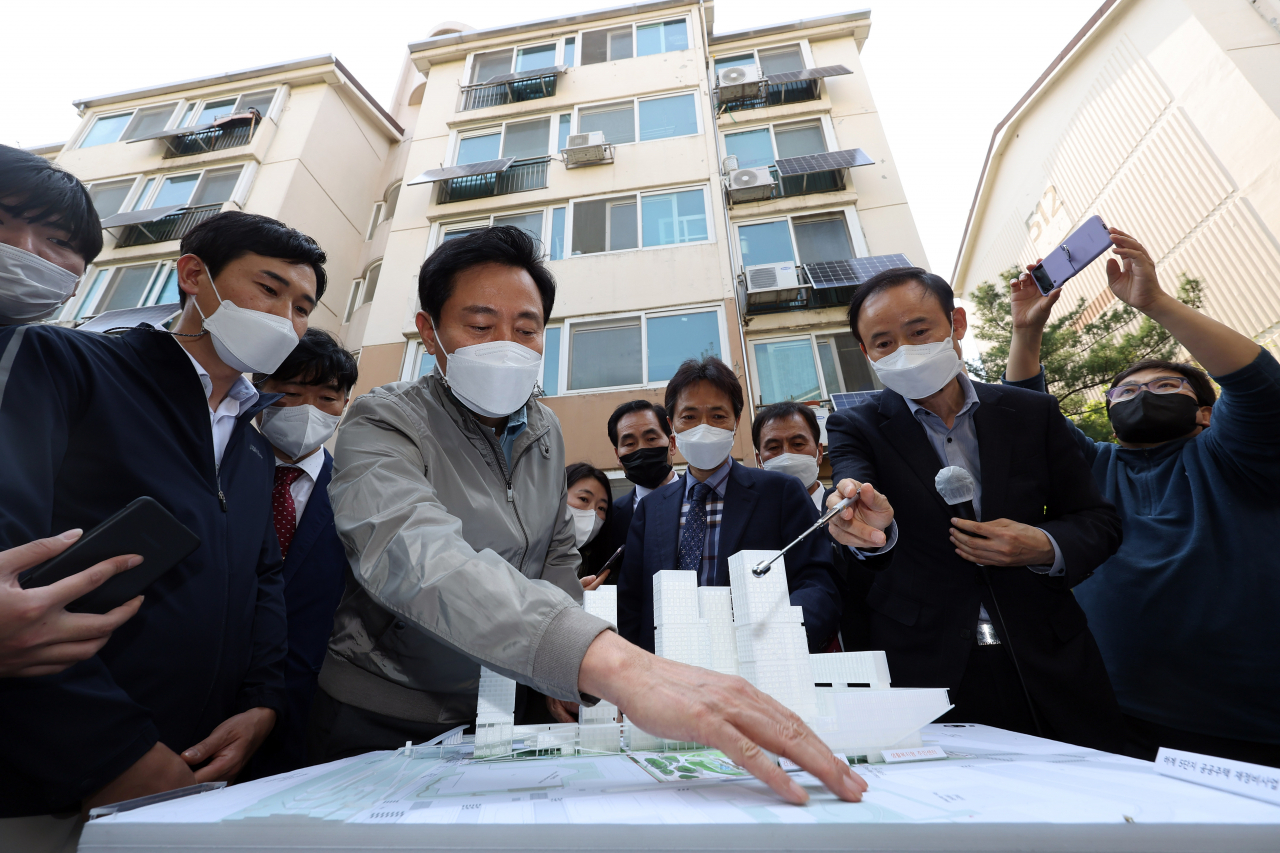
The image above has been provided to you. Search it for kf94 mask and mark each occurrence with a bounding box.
[259,404,341,459]
[762,451,820,488]
[870,337,963,400]
[0,243,81,324]
[569,505,604,549]
[674,423,736,470]
[195,263,300,374]
[443,340,543,418]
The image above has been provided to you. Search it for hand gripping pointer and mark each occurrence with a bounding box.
[752,495,855,577]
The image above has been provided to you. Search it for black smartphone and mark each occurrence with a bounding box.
[580,545,625,580]
[20,497,201,614]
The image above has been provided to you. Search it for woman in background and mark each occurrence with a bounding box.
[565,462,615,589]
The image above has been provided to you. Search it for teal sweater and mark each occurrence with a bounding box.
[1005,350,1280,743]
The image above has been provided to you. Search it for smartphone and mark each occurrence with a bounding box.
[1030,215,1112,296]
[580,546,624,580]
[20,497,200,614]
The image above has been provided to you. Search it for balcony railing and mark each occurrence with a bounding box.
[719,79,821,113]
[116,204,224,248]
[769,166,846,199]
[460,72,562,111]
[436,157,551,204]
[743,262,857,316]
[163,121,258,159]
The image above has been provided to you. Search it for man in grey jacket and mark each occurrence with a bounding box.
[314,227,865,805]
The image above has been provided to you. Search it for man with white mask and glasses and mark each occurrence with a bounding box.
[241,328,357,779]
[824,266,1126,752]
[320,229,868,807]
[617,356,842,654]
[0,211,323,838]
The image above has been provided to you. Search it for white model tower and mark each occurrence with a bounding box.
[652,570,709,669]
[698,586,738,675]
[474,666,516,758]
[580,586,622,753]
[728,551,819,722]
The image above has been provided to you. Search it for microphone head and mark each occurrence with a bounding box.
[935,466,977,506]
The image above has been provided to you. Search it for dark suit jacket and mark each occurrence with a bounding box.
[617,461,840,654]
[822,486,886,652]
[826,382,1126,751]
[244,451,348,778]
[610,488,636,555]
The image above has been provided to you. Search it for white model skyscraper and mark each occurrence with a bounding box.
[580,586,622,753]
[474,666,516,758]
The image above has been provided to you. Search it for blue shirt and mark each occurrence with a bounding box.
[903,373,1064,576]
[679,458,732,586]
[496,405,528,470]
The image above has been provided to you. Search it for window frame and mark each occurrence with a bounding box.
[711,40,814,78]
[722,116,836,170]
[555,303,729,395]
[732,206,869,272]
[571,89,702,147]
[746,328,853,406]
[178,88,281,127]
[365,202,385,241]
[86,177,143,220]
[451,114,560,166]
[433,206,560,255]
[575,15,692,66]
[128,164,249,211]
[566,184,715,258]
[77,102,182,149]
[66,259,181,320]
[464,37,575,82]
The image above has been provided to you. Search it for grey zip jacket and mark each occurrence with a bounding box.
[321,372,613,725]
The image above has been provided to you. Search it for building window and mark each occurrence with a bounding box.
[736,210,863,314]
[571,186,711,256]
[181,89,277,127]
[87,179,137,220]
[365,202,384,241]
[575,91,699,146]
[559,307,724,392]
[383,181,401,220]
[439,208,557,256]
[360,261,382,307]
[542,326,562,396]
[455,115,555,164]
[750,331,877,406]
[110,166,245,249]
[563,37,576,68]
[724,120,840,197]
[78,102,181,148]
[343,278,362,323]
[469,37,570,83]
[580,17,688,65]
[557,113,572,151]
[72,260,180,319]
[714,43,804,77]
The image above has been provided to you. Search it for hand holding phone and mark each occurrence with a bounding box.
[1030,215,1111,295]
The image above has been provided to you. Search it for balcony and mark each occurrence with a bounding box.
[115,203,224,248]
[163,122,258,158]
[743,254,912,316]
[435,157,551,204]
[719,79,820,114]
[770,166,845,199]
[459,69,565,111]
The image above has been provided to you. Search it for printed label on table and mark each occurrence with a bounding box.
[881,745,948,764]
[1154,748,1280,806]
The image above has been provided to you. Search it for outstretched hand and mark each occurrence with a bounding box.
[826,479,894,550]
[1010,262,1061,331]
[1105,228,1164,311]
[579,631,867,805]
[182,707,276,783]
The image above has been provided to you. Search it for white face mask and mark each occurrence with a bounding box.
[569,505,604,549]
[675,423,736,470]
[441,340,542,418]
[194,264,300,374]
[259,403,341,459]
[0,243,81,324]
[762,451,820,488]
[870,336,963,400]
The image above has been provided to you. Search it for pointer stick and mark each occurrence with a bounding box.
[752,496,854,577]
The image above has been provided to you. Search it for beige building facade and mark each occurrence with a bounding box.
[38,1,927,482]
[954,0,1280,357]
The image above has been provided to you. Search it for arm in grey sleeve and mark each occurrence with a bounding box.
[541,484,586,602]
[328,395,611,702]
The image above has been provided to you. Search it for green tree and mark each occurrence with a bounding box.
[966,268,1204,442]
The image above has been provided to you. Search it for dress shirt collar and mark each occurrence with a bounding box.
[904,372,980,425]
[683,457,733,500]
[274,444,326,482]
[634,468,676,505]
[181,346,258,415]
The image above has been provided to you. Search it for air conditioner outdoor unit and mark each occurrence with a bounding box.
[744,262,803,304]
[726,167,776,202]
[716,65,764,100]
[561,131,612,166]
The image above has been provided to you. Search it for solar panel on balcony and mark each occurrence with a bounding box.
[774,148,874,177]
[98,205,188,229]
[803,254,913,289]
[765,65,853,84]
[830,391,878,410]
[408,158,516,186]
[483,65,569,85]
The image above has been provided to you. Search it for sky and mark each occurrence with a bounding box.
[4,0,1101,280]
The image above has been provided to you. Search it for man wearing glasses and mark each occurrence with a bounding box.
[1004,228,1280,768]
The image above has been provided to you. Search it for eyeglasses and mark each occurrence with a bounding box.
[1105,377,1193,403]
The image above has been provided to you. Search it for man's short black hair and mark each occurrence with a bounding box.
[179,211,328,306]
[1108,359,1216,408]
[418,225,556,325]
[751,401,821,451]
[0,144,102,263]
[607,400,671,448]
[254,328,358,393]
[664,356,744,421]
[846,266,955,343]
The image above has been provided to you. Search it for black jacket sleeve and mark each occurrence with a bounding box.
[0,327,158,812]
[775,475,842,651]
[616,494,650,649]
[233,510,289,718]
[824,409,895,573]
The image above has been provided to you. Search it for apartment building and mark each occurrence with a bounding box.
[954,0,1280,356]
[42,55,404,334]
[36,1,926,479]
[344,0,925,475]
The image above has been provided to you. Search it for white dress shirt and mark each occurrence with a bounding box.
[632,468,678,507]
[182,348,258,469]
[274,448,327,524]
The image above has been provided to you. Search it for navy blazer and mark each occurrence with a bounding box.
[243,450,348,778]
[609,488,636,554]
[0,325,287,815]
[617,461,840,654]
[826,382,1126,751]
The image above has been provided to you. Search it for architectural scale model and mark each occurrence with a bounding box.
[421,551,950,764]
